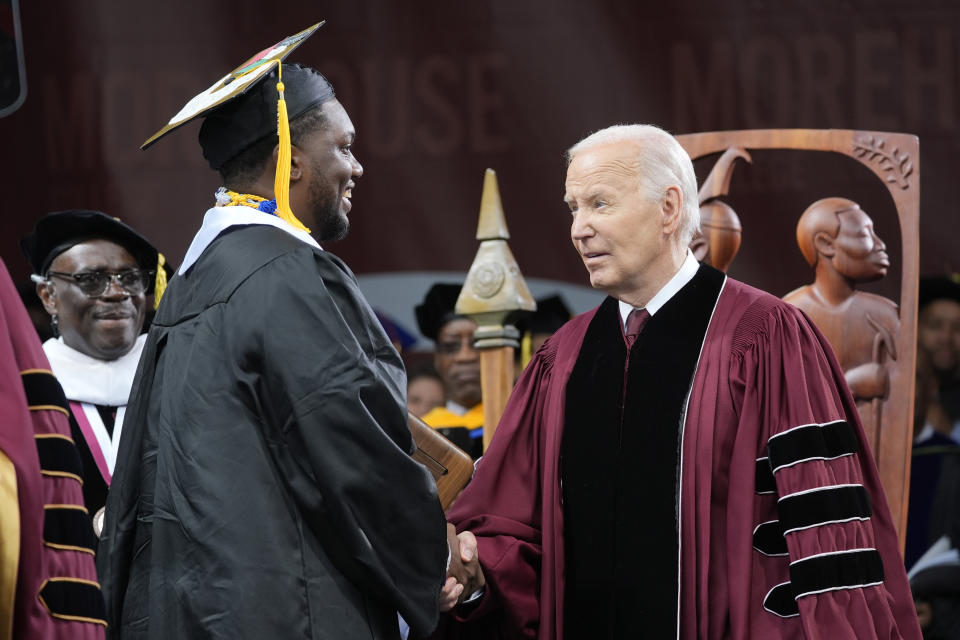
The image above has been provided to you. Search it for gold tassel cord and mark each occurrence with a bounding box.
[273,64,310,234]
[154,253,167,309]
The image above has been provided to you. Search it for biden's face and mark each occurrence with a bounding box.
[565,142,670,300]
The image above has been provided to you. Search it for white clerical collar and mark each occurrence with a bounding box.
[42,333,147,406]
[619,250,700,327]
[179,205,322,275]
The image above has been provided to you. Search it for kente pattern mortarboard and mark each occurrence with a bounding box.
[141,22,324,157]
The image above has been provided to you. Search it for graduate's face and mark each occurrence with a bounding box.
[38,240,146,360]
[300,100,363,242]
[565,142,680,302]
[830,207,889,282]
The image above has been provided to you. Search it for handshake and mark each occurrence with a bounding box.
[439,523,486,612]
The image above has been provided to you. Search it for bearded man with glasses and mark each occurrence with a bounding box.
[21,209,162,523]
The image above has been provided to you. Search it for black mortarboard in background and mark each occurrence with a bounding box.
[20,210,158,277]
[911,563,960,598]
[513,295,572,336]
[415,283,466,341]
[920,276,960,311]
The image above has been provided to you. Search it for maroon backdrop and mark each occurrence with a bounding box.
[2,0,958,305]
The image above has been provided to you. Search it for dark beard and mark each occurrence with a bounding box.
[308,168,350,243]
[316,201,349,243]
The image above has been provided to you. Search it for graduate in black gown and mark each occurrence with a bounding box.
[97,27,465,640]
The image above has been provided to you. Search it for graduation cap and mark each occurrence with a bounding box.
[415,283,467,342]
[20,209,166,306]
[514,295,571,337]
[919,276,960,311]
[141,22,331,234]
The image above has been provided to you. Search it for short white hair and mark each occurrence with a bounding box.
[567,124,700,247]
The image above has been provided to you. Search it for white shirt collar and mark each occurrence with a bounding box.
[619,250,700,327]
[179,205,321,275]
[42,334,147,406]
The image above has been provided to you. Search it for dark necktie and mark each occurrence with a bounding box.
[624,308,650,350]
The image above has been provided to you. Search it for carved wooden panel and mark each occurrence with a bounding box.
[676,129,920,544]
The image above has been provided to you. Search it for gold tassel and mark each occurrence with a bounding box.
[521,330,532,369]
[154,253,167,310]
[273,64,311,234]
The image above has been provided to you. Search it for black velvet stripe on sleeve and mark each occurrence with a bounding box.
[755,457,776,494]
[36,436,84,482]
[789,549,884,598]
[753,520,788,556]
[767,420,858,472]
[763,582,798,618]
[38,578,107,625]
[44,506,97,554]
[21,370,69,412]
[777,484,872,534]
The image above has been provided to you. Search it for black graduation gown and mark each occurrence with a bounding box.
[97,224,447,639]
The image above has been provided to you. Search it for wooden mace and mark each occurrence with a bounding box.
[455,169,536,451]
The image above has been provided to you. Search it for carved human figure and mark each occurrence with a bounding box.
[783,197,900,452]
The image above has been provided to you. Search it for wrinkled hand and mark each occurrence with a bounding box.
[444,523,485,606]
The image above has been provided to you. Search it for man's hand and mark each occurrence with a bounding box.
[439,576,463,612]
[444,522,486,605]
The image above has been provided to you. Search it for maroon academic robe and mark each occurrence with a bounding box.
[0,258,104,639]
[444,272,920,639]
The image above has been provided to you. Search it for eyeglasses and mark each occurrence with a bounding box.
[436,336,476,355]
[45,270,154,297]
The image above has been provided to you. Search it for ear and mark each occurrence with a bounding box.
[288,144,307,183]
[813,230,836,258]
[36,281,57,316]
[662,185,684,235]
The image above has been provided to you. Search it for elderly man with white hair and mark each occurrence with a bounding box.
[436,125,920,639]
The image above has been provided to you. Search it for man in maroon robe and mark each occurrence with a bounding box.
[440,125,921,639]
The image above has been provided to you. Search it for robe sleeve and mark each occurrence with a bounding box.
[242,249,448,637]
[441,340,560,639]
[735,302,920,639]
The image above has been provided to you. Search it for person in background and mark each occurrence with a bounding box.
[407,363,446,418]
[917,276,960,438]
[20,209,162,521]
[415,283,484,458]
[910,558,960,639]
